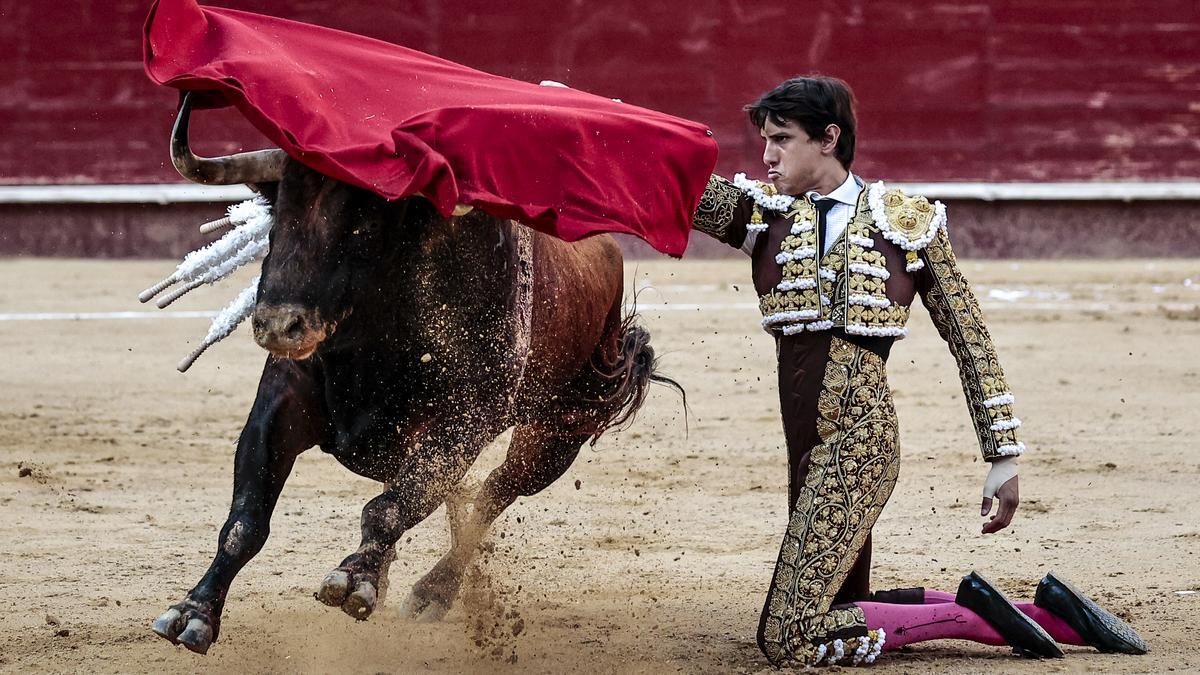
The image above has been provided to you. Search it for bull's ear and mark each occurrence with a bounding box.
[249,181,279,204]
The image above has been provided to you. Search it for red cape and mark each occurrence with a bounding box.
[143,0,717,256]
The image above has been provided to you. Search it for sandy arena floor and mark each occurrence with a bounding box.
[1,256,1198,674]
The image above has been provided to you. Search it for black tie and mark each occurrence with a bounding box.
[814,198,837,254]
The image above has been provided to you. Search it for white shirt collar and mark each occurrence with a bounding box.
[806,172,862,206]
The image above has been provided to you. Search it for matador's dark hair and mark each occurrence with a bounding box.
[745,75,857,170]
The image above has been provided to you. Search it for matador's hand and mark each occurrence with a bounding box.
[980,457,1019,534]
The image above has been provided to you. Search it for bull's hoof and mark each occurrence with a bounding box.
[399,585,451,622]
[151,600,219,655]
[316,568,379,621]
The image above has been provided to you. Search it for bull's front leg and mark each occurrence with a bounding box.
[316,416,498,621]
[152,358,328,654]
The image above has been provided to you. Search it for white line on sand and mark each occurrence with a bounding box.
[0,310,216,321]
[0,301,1194,321]
[633,301,1198,312]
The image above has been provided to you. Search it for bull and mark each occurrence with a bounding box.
[150,95,677,654]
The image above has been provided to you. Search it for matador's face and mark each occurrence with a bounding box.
[759,118,839,196]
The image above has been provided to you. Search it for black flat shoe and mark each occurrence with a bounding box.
[869,587,926,604]
[956,571,1064,659]
[1035,572,1149,654]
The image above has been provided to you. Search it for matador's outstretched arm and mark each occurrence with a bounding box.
[692,174,752,249]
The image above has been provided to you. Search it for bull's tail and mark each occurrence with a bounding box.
[584,312,686,445]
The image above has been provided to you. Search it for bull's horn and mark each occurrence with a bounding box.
[171,92,288,185]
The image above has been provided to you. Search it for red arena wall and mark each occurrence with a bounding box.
[2,1,1199,257]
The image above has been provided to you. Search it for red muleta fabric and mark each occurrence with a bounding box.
[143,0,718,257]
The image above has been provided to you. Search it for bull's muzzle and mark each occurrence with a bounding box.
[252,304,332,360]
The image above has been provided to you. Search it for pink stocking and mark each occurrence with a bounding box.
[856,601,1006,649]
[919,589,1085,645]
[1016,604,1085,645]
[922,590,955,603]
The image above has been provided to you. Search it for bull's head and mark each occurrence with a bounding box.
[251,161,419,360]
[171,94,415,360]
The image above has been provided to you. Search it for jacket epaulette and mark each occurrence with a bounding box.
[866,182,946,271]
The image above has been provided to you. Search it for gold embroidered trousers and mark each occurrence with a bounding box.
[759,335,900,666]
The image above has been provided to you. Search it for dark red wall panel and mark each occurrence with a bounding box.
[2,1,1197,184]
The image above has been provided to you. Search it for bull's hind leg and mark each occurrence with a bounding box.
[316,424,500,621]
[400,424,588,621]
[152,359,327,654]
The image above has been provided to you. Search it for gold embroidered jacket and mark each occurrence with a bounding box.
[694,174,1024,460]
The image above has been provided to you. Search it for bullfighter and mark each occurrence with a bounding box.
[692,75,1148,667]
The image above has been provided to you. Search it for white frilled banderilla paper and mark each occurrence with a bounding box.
[137,197,272,372]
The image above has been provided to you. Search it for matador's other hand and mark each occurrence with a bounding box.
[980,457,1019,535]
